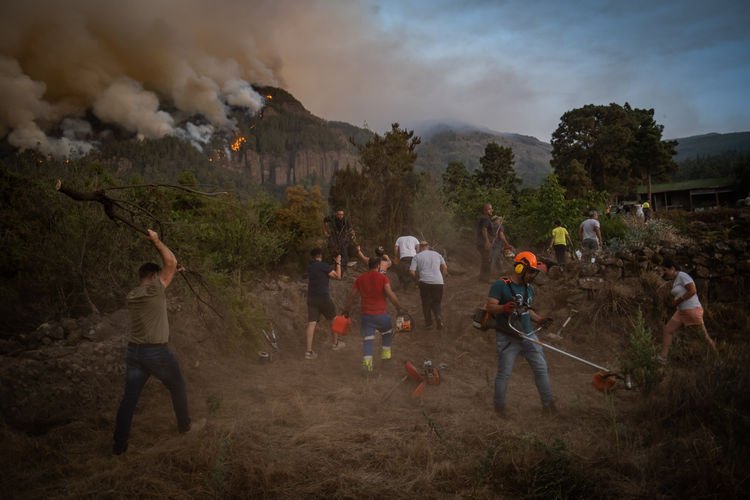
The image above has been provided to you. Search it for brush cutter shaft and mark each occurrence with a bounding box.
[507,319,611,372]
[524,336,611,372]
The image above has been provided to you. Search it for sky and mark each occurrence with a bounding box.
[1,0,749,156]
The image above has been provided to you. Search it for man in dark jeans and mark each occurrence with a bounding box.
[476,203,494,282]
[410,241,448,330]
[113,229,202,455]
[323,209,355,273]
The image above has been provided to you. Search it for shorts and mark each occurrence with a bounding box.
[667,307,704,328]
[307,296,336,322]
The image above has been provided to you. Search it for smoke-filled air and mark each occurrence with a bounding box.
[4,0,749,157]
[0,0,307,157]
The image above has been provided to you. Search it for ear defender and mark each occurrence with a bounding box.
[514,262,526,274]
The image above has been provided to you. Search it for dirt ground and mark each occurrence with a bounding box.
[3,252,658,499]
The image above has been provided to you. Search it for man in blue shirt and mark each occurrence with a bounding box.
[484,251,555,417]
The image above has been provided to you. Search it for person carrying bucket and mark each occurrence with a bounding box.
[305,248,343,360]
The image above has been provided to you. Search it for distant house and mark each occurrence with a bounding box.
[637,177,737,211]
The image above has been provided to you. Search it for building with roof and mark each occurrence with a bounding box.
[637,177,738,211]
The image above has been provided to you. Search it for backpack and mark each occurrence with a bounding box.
[471,278,511,330]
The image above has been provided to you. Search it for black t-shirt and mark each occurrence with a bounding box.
[307,260,333,298]
[325,216,351,239]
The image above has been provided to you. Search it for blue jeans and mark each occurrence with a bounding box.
[113,344,190,454]
[360,314,393,358]
[494,332,554,409]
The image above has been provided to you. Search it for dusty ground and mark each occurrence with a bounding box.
[2,253,656,499]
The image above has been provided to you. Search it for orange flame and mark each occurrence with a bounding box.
[231,136,246,152]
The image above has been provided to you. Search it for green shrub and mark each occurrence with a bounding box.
[606,216,689,251]
[621,309,662,393]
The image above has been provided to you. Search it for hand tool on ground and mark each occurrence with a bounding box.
[405,360,426,397]
[381,358,436,403]
[262,328,279,351]
[381,373,410,402]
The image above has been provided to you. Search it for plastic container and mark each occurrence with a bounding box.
[332,315,351,335]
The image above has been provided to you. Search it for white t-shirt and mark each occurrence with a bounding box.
[580,218,600,241]
[671,271,701,310]
[395,235,420,259]
[409,249,446,284]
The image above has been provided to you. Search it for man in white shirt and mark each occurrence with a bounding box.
[578,210,602,259]
[393,234,420,290]
[410,241,448,330]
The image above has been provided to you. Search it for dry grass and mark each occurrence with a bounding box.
[3,249,749,499]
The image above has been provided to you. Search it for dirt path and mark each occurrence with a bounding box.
[4,261,642,498]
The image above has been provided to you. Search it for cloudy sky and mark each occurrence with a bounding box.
[287,0,750,140]
[2,0,748,155]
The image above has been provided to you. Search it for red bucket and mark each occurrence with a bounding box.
[332,315,351,335]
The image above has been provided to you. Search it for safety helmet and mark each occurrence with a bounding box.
[514,251,540,274]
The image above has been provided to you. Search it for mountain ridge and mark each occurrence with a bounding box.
[2,86,749,190]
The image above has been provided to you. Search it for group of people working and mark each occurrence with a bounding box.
[311,209,448,369]
[111,202,715,454]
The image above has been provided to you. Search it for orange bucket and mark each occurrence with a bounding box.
[332,315,351,335]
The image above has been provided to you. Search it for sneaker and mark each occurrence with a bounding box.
[305,351,318,360]
[655,354,667,365]
[331,341,346,351]
[362,357,373,372]
[381,347,392,360]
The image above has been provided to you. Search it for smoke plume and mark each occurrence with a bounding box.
[0,0,295,156]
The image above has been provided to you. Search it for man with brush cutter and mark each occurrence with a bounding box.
[484,251,556,418]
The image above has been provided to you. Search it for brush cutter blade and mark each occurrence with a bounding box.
[412,381,426,398]
[592,371,617,392]
[405,361,424,382]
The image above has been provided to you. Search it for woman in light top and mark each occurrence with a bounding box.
[356,245,392,274]
[658,258,717,364]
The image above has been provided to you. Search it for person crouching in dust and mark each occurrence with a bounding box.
[113,229,202,455]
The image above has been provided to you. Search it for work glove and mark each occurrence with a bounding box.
[535,317,554,329]
[501,302,516,314]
